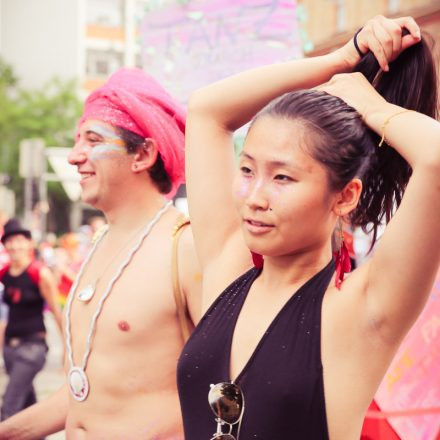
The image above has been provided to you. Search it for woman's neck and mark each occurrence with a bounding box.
[258,244,333,291]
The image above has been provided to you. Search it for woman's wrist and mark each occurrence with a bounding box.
[332,40,362,73]
[364,103,404,135]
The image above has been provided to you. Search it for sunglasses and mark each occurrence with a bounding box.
[208,382,245,440]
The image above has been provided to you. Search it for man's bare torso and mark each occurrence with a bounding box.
[65,209,194,439]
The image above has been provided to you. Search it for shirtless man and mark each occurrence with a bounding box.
[0,68,201,439]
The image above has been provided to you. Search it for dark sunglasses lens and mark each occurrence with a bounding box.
[208,383,243,424]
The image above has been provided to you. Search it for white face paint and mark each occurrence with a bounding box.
[88,124,124,141]
[86,123,126,162]
[89,143,126,161]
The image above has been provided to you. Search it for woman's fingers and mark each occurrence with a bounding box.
[377,15,403,60]
[371,21,393,70]
[395,16,421,40]
[363,24,389,71]
[395,16,421,52]
[357,15,421,69]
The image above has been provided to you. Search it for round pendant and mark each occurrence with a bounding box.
[77,283,95,302]
[68,366,89,401]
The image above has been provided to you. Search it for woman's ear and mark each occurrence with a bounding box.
[131,138,158,173]
[333,178,363,217]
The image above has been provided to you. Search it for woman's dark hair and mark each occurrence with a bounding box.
[256,32,437,245]
[116,127,173,195]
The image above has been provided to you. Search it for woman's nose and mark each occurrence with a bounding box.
[246,179,270,211]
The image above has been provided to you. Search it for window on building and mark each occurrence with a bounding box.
[87,0,124,27]
[332,0,347,33]
[87,49,123,76]
[135,52,143,69]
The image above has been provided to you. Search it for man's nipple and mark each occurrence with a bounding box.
[118,320,130,332]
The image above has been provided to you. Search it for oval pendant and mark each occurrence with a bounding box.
[78,284,95,302]
[68,366,89,401]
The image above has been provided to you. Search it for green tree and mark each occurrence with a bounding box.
[0,57,82,233]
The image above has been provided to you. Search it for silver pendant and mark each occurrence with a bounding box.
[77,283,95,302]
[68,366,89,401]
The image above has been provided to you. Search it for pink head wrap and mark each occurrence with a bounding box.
[78,68,186,198]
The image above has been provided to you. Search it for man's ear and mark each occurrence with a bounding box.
[131,138,158,173]
[332,178,362,217]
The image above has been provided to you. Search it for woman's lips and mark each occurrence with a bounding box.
[244,219,274,234]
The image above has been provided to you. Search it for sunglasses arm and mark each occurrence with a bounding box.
[215,418,224,434]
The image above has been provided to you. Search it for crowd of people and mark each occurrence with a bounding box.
[0,13,439,440]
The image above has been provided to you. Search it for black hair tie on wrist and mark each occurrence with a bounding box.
[353,27,367,58]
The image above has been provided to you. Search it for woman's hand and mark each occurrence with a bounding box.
[337,15,421,72]
[316,72,388,123]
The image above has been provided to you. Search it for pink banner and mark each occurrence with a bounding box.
[375,269,440,439]
[139,0,302,102]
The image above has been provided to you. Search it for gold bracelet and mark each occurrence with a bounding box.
[378,109,413,147]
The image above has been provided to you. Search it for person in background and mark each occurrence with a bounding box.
[0,210,10,353]
[0,218,63,421]
[53,233,83,307]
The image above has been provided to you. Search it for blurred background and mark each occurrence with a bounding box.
[0,0,438,237]
[0,1,439,439]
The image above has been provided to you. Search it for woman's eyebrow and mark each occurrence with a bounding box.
[241,151,308,173]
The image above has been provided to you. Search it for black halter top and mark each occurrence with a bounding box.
[177,260,335,439]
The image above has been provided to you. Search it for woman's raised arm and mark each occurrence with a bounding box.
[185,16,421,271]
[320,68,440,343]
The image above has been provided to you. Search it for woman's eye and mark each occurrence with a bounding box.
[274,174,293,182]
[240,166,252,175]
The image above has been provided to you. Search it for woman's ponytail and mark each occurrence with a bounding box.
[257,31,437,247]
[351,32,438,243]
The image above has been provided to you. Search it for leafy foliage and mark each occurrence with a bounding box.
[0,57,82,232]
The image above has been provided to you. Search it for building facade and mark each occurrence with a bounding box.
[1,0,437,96]
[0,0,149,97]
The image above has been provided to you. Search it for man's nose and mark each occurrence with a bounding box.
[68,141,87,165]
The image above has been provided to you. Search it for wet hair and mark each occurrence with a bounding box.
[116,127,173,195]
[255,33,438,245]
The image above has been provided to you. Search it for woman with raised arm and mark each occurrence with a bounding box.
[178,14,439,440]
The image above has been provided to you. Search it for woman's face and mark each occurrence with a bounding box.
[233,116,337,258]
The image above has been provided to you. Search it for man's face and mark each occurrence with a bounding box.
[69,120,131,210]
[4,234,32,262]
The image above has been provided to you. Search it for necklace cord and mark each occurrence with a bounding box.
[64,201,172,370]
